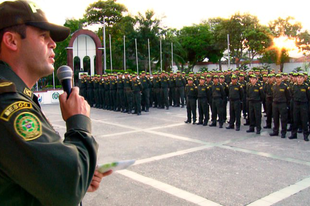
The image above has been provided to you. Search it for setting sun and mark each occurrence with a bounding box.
[273,36,297,51]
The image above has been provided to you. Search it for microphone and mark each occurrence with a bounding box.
[57,65,73,98]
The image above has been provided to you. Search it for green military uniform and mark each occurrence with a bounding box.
[152,75,161,108]
[227,76,243,131]
[220,76,229,122]
[132,76,143,115]
[270,77,290,138]
[289,78,310,141]
[185,78,198,124]
[169,74,176,107]
[116,75,124,112]
[93,77,100,108]
[246,76,265,134]
[238,77,247,119]
[175,73,186,107]
[140,75,151,112]
[109,78,117,111]
[160,75,170,109]
[210,76,225,128]
[264,75,274,128]
[197,78,210,126]
[86,77,94,107]
[124,76,133,113]
[79,76,87,100]
[98,77,104,108]
[104,78,110,110]
[0,61,97,205]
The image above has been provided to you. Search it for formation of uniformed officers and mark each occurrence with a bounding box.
[78,68,310,142]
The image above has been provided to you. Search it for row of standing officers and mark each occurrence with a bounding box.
[79,70,310,142]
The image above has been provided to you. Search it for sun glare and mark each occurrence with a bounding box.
[273,36,297,51]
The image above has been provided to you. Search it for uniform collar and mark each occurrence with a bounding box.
[0,61,34,99]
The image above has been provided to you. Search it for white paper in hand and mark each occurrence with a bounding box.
[97,160,136,173]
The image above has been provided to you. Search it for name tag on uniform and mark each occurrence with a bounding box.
[216,88,220,91]
[301,89,306,92]
[202,88,205,91]
[143,80,146,82]
[190,88,194,91]
[254,89,259,92]
[134,84,137,86]
[234,88,239,91]
[279,89,285,92]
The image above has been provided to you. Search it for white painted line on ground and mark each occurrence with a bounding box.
[117,170,222,206]
[247,176,310,206]
[135,145,213,165]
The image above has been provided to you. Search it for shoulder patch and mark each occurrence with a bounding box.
[14,112,42,141]
[0,80,16,94]
[0,101,32,121]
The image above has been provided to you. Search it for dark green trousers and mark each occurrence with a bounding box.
[248,101,262,131]
[229,100,241,128]
[272,102,288,135]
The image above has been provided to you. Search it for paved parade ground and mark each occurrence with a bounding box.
[42,104,310,206]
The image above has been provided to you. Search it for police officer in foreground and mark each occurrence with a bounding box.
[246,74,265,134]
[289,73,310,141]
[197,77,210,126]
[184,77,198,124]
[226,75,243,131]
[0,1,111,205]
[269,74,290,138]
[209,75,225,128]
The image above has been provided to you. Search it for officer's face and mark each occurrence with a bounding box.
[276,77,282,84]
[19,26,56,80]
[297,76,304,84]
[199,79,205,85]
[250,78,257,85]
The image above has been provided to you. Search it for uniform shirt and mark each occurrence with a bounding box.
[152,77,161,89]
[272,82,290,103]
[132,80,143,92]
[123,77,132,90]
[264,82,274,98]
[197,84,210,99]
[0,61,97,205]
[247,82,264,101]
[169,77,176,88]
[104,79,110,91]
[160,76,170,88]
[185,84,198,99]
[140,76,151,90]
[86,79,93,90]
[109,79,117,90]
[117,78,124,90]
[228,82,243,101]
[210,83,225,99]
[291,83,310,102]
[175,76,186,87]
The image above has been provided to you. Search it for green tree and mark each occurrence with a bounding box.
[84,0,127,27]
[176,23,213,70]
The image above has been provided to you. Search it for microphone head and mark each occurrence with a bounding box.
[57,65,73,81]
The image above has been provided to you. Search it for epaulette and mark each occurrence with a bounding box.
[0,79,16,94]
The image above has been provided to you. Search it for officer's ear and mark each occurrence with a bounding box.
[1,31,20,52]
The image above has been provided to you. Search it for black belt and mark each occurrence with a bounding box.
[229,98,241,101]
[273,101,286,104]
[294,101,308,105]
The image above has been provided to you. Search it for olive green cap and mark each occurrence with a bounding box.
[213,75,219,78]
[231,75,238,79]
[275,74,282,78]
[220,75,225,78]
